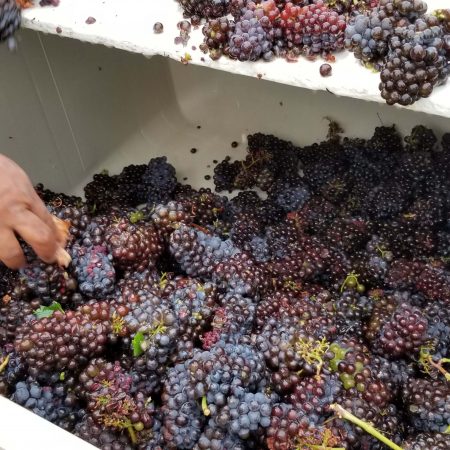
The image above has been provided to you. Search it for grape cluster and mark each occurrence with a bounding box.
[123,295,180,381]
[279,0,347,59]
[74,415,135,450]
[167,278,217,339]
[170,224,239,277]
[162,340,270,449]
[150,201,192,238]
[0,0,21,49]
[228,9,274,61]
[402,378,450,432]
[380,16,450,106]
[0,298,40,346]
[0,348,26,396]
[142,157,178,205]
[200,0,347,62]
[84,172,120,214]
[345,1,450,105]
[269,179,311,212]
[177,0,230,19]
[14,301,119,376]
[70,244,115,298]
[202,16,235,58]
[404,432,450,450]
[105,218,164,271]
[19,251,78,306]
[174,0,450,106]
[12,380,82,431]
[377,302,429,358]
[78,358,156,443]
[212,252,269,296]
[3,123,450,449]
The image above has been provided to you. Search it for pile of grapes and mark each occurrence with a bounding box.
[1,123,450,449]
[2,1,450,107]
[176,0,450,106]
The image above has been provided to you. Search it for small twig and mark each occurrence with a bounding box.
[201,396,211,416]
[330,404,403,450]
[126,423,137,444]
[376,112,384,126]
[305,446,345,450]
[429,357,450,381]
[0,354,10,374]
[310,446,345,450]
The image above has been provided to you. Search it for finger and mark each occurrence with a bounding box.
[0,228,26,269]
[29,191,63,242]
[54,247,72,268]
[28,192,69,248]
[14,210,59,264]
[52,216,70,248]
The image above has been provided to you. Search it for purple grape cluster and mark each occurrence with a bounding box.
[70,244,116,298]
[0,0,21,49]
[142,157,178,205]
[228,9,274,62]
[169,224,239,277]
[12,380,82,431]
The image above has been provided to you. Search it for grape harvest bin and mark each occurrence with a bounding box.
[0,1,450,448]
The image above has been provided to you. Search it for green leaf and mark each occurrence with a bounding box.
[33,301,64,319]
[132,331,145,357]
[59,372,65,381]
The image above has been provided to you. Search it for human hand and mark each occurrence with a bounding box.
[0,154,70,269]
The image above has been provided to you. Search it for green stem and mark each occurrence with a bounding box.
[330,404,403,450]
[0,354,10,374]
[310,446,345,450]
[126,424,137,444]
[201,396,211,416]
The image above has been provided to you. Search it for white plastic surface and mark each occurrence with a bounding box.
[0,396,97,450]
[21,0,450,118]
[1,29,450,195]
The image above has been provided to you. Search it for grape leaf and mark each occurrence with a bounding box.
[132,331,145,357]
[33,301,64,319]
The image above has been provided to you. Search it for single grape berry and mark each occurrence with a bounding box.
[320,63,332,76]
[153,22,164,33]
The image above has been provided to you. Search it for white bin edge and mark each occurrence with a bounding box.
[0,396,97,450]
[21,0,450,119]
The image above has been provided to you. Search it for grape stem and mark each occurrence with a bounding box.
[329,404,404,450]
[201,396,211,416]
[310,446,345,450]
[0,354,10,374]
[126,423,137,444]
[429,357,450,382]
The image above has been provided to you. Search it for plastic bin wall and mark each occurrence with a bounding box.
[2,30,450,197]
